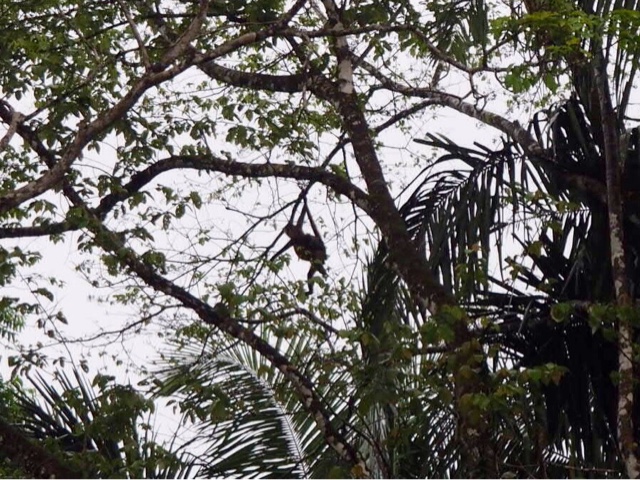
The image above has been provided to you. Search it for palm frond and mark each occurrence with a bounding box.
[13,369,193,479]
[362,102,629,474]
[356,135,526,476]
[154,324,354,478]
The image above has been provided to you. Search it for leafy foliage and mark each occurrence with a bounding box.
[12,370,193,479]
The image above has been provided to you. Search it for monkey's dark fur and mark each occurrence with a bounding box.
[273,203,327,293]
[284,222,327,274]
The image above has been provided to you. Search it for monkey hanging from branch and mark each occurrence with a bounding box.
[272,200,327,294]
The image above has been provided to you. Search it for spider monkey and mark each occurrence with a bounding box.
[272,201,327,294]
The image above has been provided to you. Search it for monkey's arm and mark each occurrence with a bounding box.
[270,239,294,261]
[304,201,323,240]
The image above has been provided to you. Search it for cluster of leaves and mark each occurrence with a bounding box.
[0,370,193,478]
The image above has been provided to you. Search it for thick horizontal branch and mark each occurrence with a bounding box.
[150,154,371,209]
[0,222,70,239]
[0,155,370,239]
[200,60,325,93]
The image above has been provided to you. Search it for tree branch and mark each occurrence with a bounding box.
[77,212,369,474]
[0,62,191,215]
[594,49,639,478]
[0,155,370,239]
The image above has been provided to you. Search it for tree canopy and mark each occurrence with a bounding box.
[1,0,640,477]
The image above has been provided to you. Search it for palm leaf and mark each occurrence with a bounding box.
[13,369,193,479]
[355,136,530,476]
[366,103,629,474]
[154,324,354,478]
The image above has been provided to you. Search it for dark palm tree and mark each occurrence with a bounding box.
[354,0,640,475]
[403,121,626,476]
